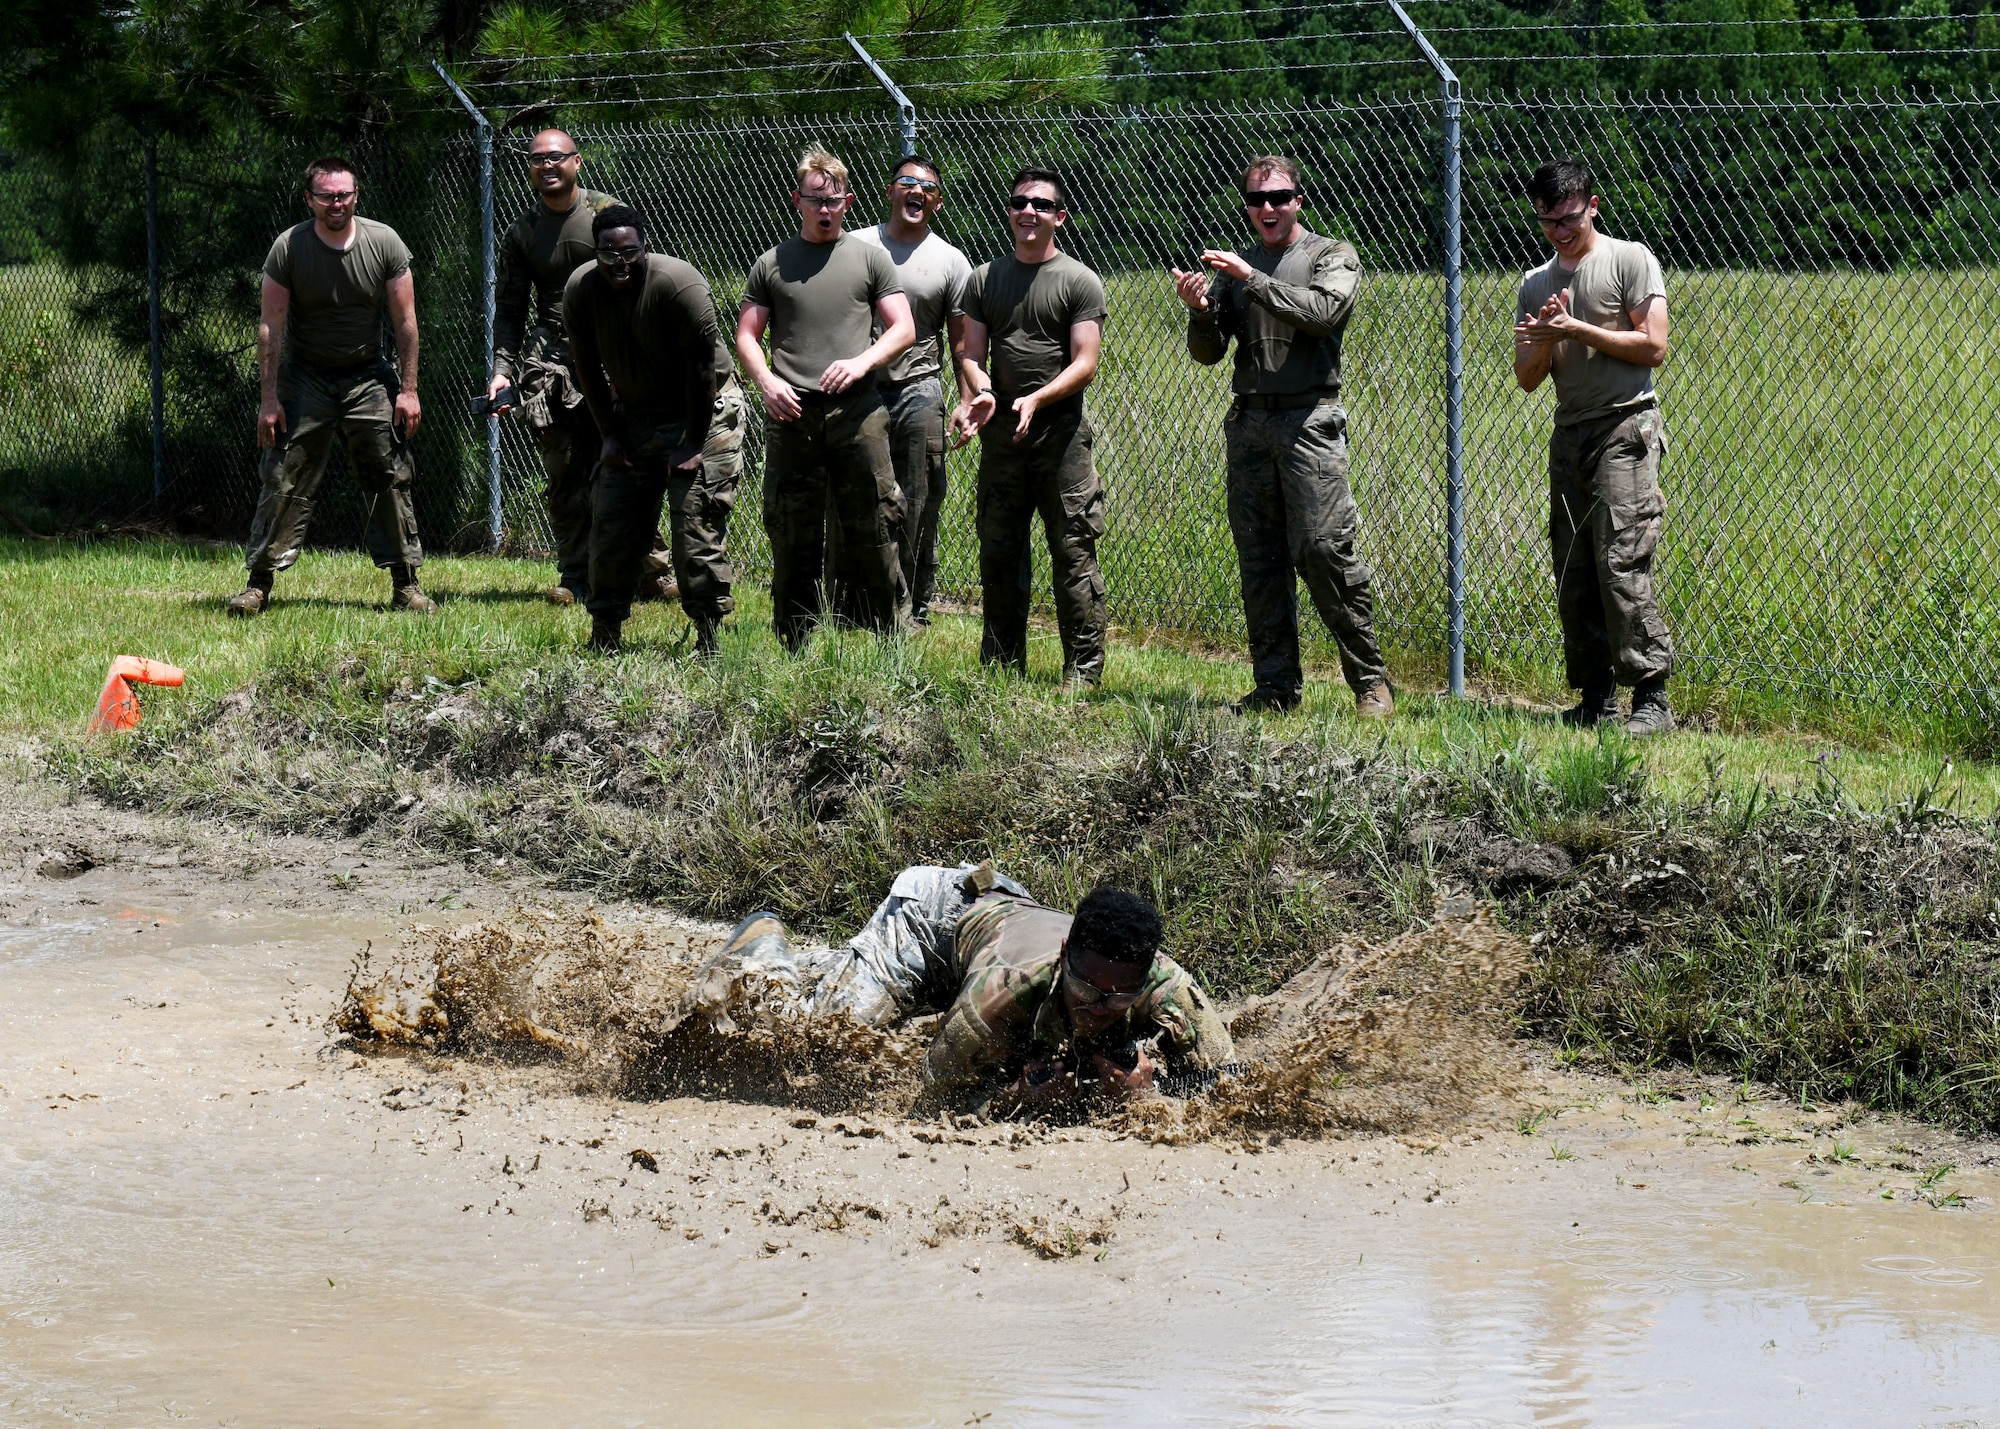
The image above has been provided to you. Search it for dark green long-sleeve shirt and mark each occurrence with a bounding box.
[492,186,621,378]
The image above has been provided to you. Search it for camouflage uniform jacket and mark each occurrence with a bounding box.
[493,186,621,379]
[922,894,1234,1092]
[1186,231,1360,397]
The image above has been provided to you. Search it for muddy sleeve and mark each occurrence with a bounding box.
[493,219,532,378]
[1243,241,1357,338]
[1186,274,1230,365]
[1149,970,1235,1070]
[922,977,1021,1091]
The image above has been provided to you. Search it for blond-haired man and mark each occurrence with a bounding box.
[737,145,916,648]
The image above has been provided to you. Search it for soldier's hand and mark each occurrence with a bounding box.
[950,392,995,448]
[486,373,514,415]
[257,397,287,450]
[819,356,868,395]
[1091,1046,1157,1096]
[1201,248,1254,282]
[1170,266,1211,312]
[667,442,702,474]
[1011,392,1039,442]
[394,389,422,439]
[758,373,802,422]
[600,433,631,469]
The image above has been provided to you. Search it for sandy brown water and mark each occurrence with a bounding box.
[4,796,2000,1426]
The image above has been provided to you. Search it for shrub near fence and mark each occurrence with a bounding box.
[8,91,2000,723]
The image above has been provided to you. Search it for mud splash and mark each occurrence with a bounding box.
[340,903,1527,1136]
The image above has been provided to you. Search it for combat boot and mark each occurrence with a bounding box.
[587,615,622,653]
[637,572,679,604]
[1624,677,1675,738]
[389,565,436,614]
[1561,679,1620,728]
[226,572,273,619]
[1231,686,1300,716]
[1355,679,1396,721]
[693,617,721,659]
[545,585,578,606]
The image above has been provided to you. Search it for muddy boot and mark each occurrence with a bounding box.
[389,565,436,614]
[1355,679,1396,721]
[637,573,678,604]
[226,571,273,619]
[1562,679,1620,729]
[693,616,721,659]
[545,584,578,607]
[1232,685,1300,716]
[1624,677,1675,738]
[587,615,622,653]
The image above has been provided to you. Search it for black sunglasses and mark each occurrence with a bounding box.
[1243,188,1299,208]
[1007,194,1060,213]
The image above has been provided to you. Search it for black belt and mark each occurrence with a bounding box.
[1234,390,1337,411]
[794,380,877,404]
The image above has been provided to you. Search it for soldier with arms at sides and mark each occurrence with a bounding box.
[563,204,727,654]
[736,145,915,649]
[951,167,1110,690]
[1174,154,1394,720]
[1513,158,1677,737]
[229,156,431,617]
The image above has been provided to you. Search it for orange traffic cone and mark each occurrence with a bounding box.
[88,656,186,734]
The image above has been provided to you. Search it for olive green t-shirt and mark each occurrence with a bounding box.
[263,217,412,371]
[742,233,903,392]
[563,254,723,423]
[1515,234,1667,427]
[962,250,1107,394]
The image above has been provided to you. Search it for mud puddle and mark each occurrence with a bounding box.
[4,794,2000,1426]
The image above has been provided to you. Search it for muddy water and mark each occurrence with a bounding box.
[4,826,2000,1426]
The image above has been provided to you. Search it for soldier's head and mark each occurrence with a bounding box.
[1242,155,1304,249]
[1060,888,1163,1038]
[527,128,582,203]
[303,156,359,234]
[794,144,853,242]
[886,153,944,235]
[592,204,648,291]
[1006,166,1068,252]
[1526,159,1600,261]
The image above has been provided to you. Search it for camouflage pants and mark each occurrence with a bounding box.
[1549,407,1676,689]
[822,375,947,624]
[517,335,599,597]
[244,361,421,575]
[1224,400,1387,696]
[640,379,745,620]
[762,387,905,649]
[584,412,688,625]
[682,864,1029,1031]
[976,398,1107,684]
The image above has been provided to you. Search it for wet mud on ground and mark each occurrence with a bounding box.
[4,783,2000,1426]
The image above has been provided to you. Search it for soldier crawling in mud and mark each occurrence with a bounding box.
[684,866,1234,1115]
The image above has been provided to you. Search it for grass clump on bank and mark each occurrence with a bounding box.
[13,537,2000,1133]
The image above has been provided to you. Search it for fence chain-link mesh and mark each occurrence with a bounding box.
[7,90,2000,719]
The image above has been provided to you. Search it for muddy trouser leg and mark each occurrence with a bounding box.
[586,440,675,626]
[824,389,906,633]
[762,407,830,650]
[1224,407,1305,699]
[1579,409,1675,687]
[807,863,1035,1024]
[1280,403,1387,694]
[243,367,345,577]
[666,381,743,623]
[537,396,600,597]
[1031,405,1108,685]
[884,377,946,622]
[338,363,422,573]
[1549,420,1615,691]
[975,430,1037,675]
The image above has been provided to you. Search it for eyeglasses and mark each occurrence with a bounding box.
[1061,963,1145,1014]
[796,191,848,210]
[309,190,357,204]
[1243,188,1298,208]
[1007,194,1059,213]
[1536,206,1591,231]
[527,150,577,167]
[595,244,645,264]
[893,175,941,195]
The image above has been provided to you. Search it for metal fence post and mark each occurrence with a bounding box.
[143,129,166,508]
[1391,2,1466,698]
[846,33,918,157]
[432,60,502,552]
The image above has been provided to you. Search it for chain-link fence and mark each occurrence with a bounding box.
[7,89,2000,718]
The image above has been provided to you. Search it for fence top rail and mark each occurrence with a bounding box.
[1465,84,2000,113]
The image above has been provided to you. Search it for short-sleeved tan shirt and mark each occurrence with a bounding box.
[963,250,1107,394]
[1516,234,1667,427]
[263,217,412,371]
[742,233,903,393]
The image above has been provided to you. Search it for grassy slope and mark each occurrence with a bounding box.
[16,537,2000,1132]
